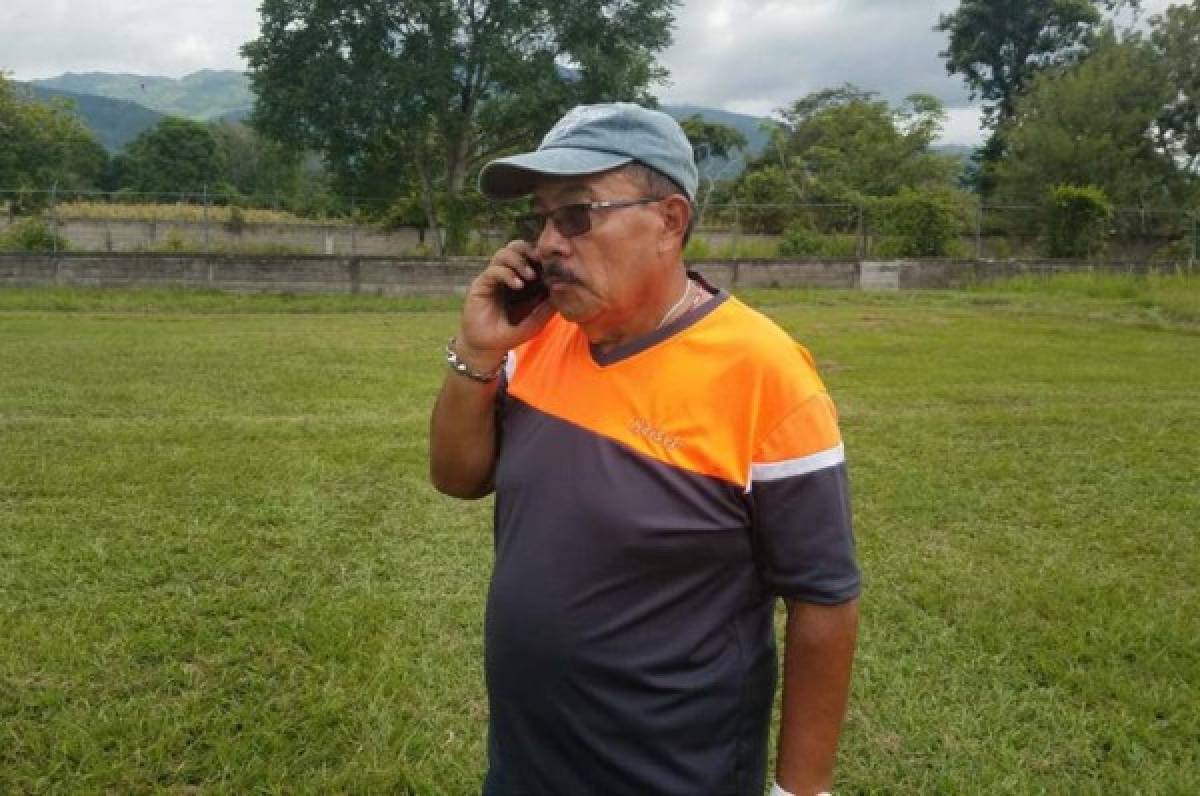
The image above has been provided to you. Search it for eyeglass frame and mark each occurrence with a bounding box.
[515,197,665,243]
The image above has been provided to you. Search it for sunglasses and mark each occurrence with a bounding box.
[515,197,662,243]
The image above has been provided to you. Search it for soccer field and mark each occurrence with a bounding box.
[1,278,1197,793]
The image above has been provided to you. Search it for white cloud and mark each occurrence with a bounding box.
[0,0,1178,151]
[1,0,256,80]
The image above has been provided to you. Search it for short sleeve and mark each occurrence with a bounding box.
[749,392,860,603]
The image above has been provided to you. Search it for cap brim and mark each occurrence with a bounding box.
[479,148,633,199]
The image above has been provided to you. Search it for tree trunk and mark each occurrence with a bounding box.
[442,125,476,256]
[414,154,443,257]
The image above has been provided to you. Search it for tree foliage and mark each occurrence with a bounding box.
[935,0,1139,128]
[1149,2,1200,180]
[0,75,108,201]
[869,189,967,258]
[680,114,747,168]
[113,117,227,196]
[735,167,797,234]
[1044,183,1113,257]
[243,0,679,254]
[749,86,958,205]
[993,38,1176,209]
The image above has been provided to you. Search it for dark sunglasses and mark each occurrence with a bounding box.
[515,197,662,243]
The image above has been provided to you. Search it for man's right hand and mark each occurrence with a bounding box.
[454,240,555,373]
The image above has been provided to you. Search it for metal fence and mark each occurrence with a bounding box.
[2,187,1197,264]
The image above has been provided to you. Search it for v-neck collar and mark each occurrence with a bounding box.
[587,271,729,367]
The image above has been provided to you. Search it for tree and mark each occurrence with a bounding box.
[113,117,227,197]
[936,0,1140,198]
[680,115,747,173]
[935,0,1139,128]
[209,119,337,212]
[0,74,108,202]
[751,86,958,205]
[992,38,1176,210]
[680,114,747,226]
[1149,2,1200,182]
[243,0,678,254]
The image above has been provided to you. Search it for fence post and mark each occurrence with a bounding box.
[856,203,865,259]
[50,182,59,256]
[350,195,357,256]
[1190,213,1197,272]
[731,200,741,260]
[975,202,984,260]
[202,185,212,283]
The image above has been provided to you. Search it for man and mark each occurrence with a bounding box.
[429,103,859,796]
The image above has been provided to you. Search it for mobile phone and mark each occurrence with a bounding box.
[500,259,548,325]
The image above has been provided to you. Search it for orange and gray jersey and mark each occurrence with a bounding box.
[483,282,859,796]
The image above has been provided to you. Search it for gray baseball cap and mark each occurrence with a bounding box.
[479,102,698,201]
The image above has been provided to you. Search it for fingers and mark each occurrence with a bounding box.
[486,240,540,287]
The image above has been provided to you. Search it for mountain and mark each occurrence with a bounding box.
[22,84,163,151]
[32,70,253,122]
[30,69,773,173]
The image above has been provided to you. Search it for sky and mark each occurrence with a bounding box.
[0,0,1178,147]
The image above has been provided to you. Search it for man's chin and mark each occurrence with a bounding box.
[548,291,597,324]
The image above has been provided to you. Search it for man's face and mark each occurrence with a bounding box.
[530,169,664,328]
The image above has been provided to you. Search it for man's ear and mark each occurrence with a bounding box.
[657,195,692,253]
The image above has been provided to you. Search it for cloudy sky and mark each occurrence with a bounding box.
[0,0,1177,146]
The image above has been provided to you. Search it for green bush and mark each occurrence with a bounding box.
[1044,185,1113,259]
[778,225,825,257]
[735,167,797,234]
[778,225,860,258]
[683,237,712,261]
[869,189,966,257]
[0,217,68,252]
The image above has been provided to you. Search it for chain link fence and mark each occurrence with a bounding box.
[2,186,1197,266]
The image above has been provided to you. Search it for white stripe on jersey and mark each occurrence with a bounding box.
[748,442,845,490]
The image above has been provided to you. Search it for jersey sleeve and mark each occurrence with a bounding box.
[748,391,860,604]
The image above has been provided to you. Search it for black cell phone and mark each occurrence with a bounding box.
[500,259,548,326]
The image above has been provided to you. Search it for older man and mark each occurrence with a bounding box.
[430,103,859,796]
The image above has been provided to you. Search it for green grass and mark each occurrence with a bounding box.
[2,278,1198,793]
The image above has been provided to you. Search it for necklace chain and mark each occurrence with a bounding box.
[657,279,696,329]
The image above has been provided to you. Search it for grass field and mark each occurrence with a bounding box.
[1,275,1197,793]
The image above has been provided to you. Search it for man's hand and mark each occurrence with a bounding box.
[455,240,555,373]
[429,242,555,499]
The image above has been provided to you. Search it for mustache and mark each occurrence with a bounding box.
[541,261,581,285]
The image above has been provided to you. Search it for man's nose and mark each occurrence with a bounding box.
[535,216,572,262]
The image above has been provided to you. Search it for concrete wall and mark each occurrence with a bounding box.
[0,216,428,256]
[0,253,1182,295]
[0,254,481,295]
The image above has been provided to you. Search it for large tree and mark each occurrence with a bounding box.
[1149,1,1200,183]
[993,37,1176,210]
[243,0,678,254]
[112,117,227,196]
[758,86,958,204]
[0,75,108,199]
[935,0,1139,128]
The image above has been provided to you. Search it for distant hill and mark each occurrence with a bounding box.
[21,84,163,151]
[32,70,254,121]
[29,69,776,173]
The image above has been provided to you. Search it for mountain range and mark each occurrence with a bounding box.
[26,70,772,172]
[25,70,971,174]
